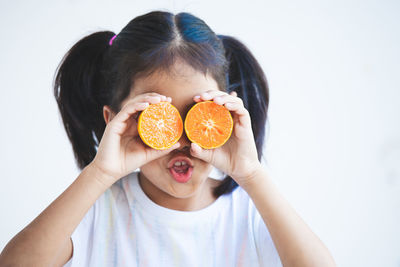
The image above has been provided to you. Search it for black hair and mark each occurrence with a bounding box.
[53,10,269,198]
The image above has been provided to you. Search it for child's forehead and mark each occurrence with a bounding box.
[130,67,220,98]
[133,85,218,96]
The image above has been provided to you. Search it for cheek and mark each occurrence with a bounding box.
[140,158,166,173]
[139,161,168,187]
[193,160,213,175]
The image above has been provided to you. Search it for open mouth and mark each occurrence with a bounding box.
[167,156,194,183]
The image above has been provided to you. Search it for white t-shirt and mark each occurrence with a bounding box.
[63,171,282,267]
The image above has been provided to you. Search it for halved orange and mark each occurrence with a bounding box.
[184,101,233,149]
[138,101,183,150]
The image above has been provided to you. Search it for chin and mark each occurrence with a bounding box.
[165,177,204,198]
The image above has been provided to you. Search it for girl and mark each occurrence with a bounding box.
[0,11,336,266]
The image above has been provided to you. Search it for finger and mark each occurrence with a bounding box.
[127,93,171,105]
[189,142,214,163]
[146,92,164,96]
[112,102,149,126]
[229,91,237,96]
[223,102,252,127]
[144,93,171,103]
[142,95,168,104]
[118,95,171,123]
[193,90,229,102]
[213,94,243,106]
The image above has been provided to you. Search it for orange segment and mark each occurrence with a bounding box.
[138,101,183,150]
[184,101,233,149]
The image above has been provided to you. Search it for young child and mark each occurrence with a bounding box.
[0,11,336,267]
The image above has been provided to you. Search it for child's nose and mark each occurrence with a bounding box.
[177,130,191,149]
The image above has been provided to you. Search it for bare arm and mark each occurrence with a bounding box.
[242,168,336,267]
[0,164,114,266]
[0,93,180,266]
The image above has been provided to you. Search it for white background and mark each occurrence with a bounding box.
[1,1,399,266]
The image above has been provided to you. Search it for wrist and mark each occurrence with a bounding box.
[235,163,265,191]
[85,162,119,189]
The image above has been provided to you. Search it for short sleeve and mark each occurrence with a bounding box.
[63,202,96,267]
[252,202,283,267]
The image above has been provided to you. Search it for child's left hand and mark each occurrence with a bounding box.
[189,90,263,188]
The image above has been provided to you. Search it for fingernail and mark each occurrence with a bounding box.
[203,93,210,98]
[194,95,200,99]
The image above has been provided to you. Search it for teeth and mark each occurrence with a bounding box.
[173,161,189,167]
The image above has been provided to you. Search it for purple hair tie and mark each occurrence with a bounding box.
[109,34,117,46]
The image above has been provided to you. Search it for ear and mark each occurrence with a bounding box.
[103,105,115,124]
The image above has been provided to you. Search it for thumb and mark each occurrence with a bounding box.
[190,143,214,163]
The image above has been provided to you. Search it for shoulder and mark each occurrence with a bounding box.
[73,171,136,228]
[230,184,254,210]
[99,171,137,203]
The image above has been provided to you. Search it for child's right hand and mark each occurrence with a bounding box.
[90,93,180,186]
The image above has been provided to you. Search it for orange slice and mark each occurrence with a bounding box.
[138,101,183,150]
[184,101,233,149]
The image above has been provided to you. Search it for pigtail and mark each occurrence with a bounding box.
[213,35,270,197]
[53,31,115,170]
